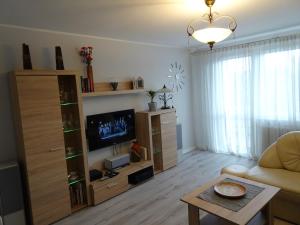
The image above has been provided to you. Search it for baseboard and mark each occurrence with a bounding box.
[181,146,196,154]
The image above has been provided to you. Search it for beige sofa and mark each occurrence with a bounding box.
[221,132,300,224]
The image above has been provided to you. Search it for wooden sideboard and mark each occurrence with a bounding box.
[135,109,178,173]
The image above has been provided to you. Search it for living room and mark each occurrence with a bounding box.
[0,0,299,225]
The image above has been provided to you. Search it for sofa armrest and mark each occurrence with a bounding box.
[221,165,248,177]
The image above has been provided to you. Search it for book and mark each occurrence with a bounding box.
[80,76,86,93]
[79,183,83,204]
[84,78,90,92]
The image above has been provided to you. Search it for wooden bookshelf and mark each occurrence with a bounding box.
[81,81,144,97]
[136,109,177,174]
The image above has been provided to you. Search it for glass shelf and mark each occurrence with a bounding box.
[63,128,80,134]
[152,131,161,136]
[60,102,78,106]
[68,177,85,186]
[153,149,162,154]
[66,152,83,160]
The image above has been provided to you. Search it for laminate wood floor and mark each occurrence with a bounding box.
[54,150,288,225]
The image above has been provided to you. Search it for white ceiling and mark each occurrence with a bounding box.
[1,0,300,48]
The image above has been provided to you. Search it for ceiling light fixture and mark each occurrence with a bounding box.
[187,0,237,50]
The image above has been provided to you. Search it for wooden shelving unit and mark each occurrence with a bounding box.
[136,109,177,174]
[81,80,144,97]
[82,89,144,97]
[58,74,90,212]
[10,70,156,224]
[11,70,90,225]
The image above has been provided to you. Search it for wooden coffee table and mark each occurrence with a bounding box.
[181,174,280,225]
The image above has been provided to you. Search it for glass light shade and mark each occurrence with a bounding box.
[158,85,172,93]
[158,87,172,93]
[192,27,232,44]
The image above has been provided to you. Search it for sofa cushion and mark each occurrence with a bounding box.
[246,166,300,194]
[258,142,283,169]
[221,164,248,177]
[277,132,300,172]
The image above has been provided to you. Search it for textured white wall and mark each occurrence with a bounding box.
[0,25,195,166]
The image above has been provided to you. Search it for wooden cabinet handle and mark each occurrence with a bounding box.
[49,146,64,152]
[107,182,118,188]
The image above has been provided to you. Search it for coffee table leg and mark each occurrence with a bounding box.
[262,201,273,225]
[188,204,200,225]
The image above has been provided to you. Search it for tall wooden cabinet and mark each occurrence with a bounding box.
[135,109,177,173]
[11,70,90,225]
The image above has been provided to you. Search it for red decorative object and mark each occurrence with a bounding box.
[131,141,141,154]
[79,46,93,65]
[79,46,94,92]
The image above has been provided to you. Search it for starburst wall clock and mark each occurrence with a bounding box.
[168,62,185,92]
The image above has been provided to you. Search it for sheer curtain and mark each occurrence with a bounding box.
[191,35,300,158]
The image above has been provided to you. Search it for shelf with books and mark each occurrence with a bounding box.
[69,182,86,210]
[58,74,89,212]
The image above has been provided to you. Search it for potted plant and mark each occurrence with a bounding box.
[147,90,157,112]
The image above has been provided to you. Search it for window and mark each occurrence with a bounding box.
[212,49,300,155]
[257,49,300,121]
[193,36,300,157]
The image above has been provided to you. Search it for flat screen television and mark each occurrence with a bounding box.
[86,109,135,151]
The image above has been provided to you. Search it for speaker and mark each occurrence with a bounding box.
[128,166,154,185]
[89,169,103,182]
[0,162,26,225]
[104,153,130,171]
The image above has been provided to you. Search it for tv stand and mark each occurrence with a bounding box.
[90,160,153,205]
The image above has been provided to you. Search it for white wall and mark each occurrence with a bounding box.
[0,25,195,166]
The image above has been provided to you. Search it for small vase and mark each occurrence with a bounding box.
[110,82,118,91]
[148,102,157,112]
[86,64,94,92]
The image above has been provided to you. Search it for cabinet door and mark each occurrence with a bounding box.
[91,176,128,205]
[16,76,71,225]
[160,112,177,170]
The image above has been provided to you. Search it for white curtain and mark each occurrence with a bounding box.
[191,35,300,158]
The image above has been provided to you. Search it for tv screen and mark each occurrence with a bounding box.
[86,109,135,151]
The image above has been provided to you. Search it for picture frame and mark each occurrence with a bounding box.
[133,76,144,89]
